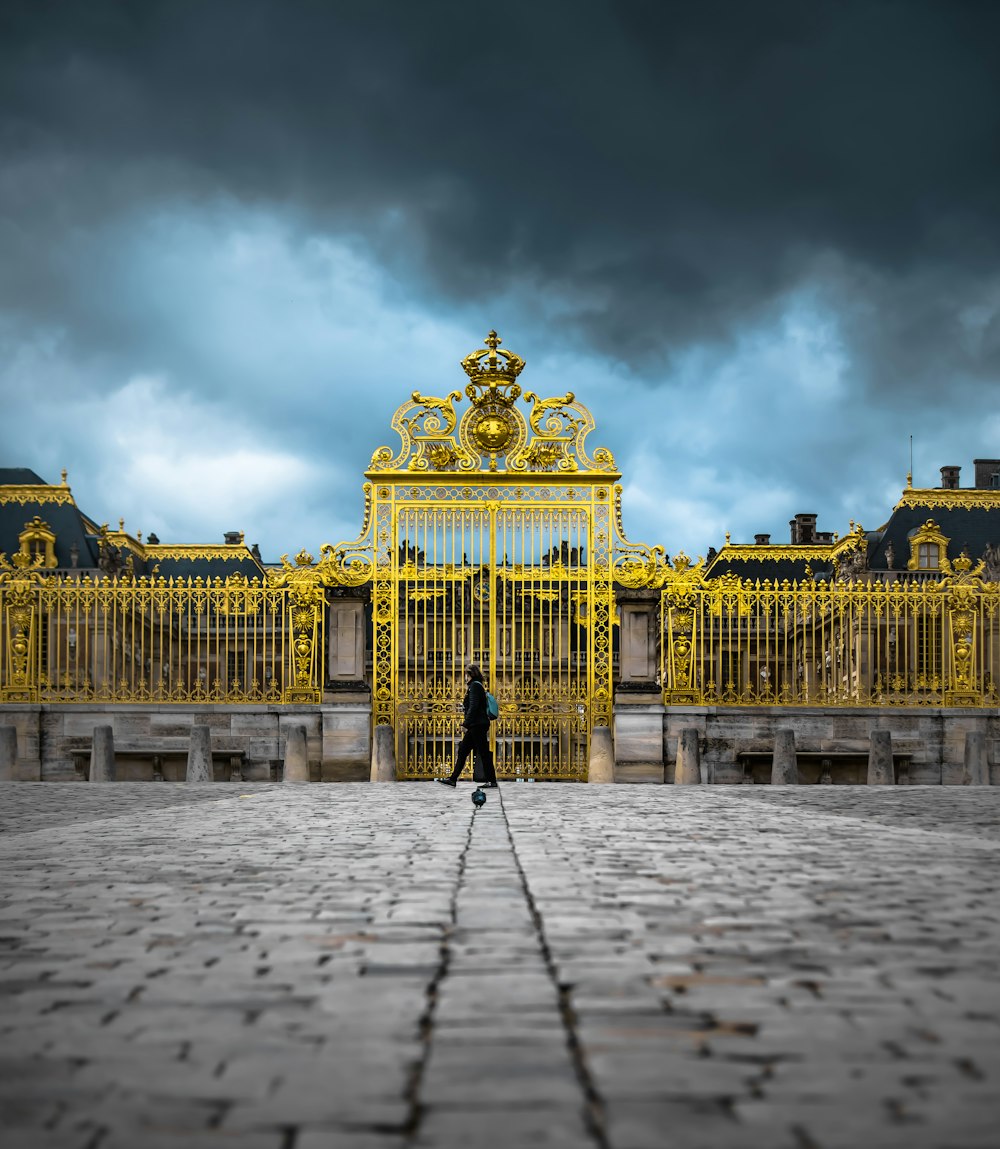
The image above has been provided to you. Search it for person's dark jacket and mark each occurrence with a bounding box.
[462,680,489,727]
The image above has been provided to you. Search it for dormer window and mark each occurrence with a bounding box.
[907,519,950,574]
[17,516,58,569]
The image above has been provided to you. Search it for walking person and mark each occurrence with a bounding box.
[437,663,498,787]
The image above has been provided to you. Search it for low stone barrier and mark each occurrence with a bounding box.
[283,725,310,783]
[89,725,115,782]
[771,728,798,785]
[674,728,701,785]
[868,730,894,785]
[186,726,214,783]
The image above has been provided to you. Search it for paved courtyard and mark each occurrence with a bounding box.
[1,782,998,1149]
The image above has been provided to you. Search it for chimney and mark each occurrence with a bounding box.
[224,531,242,545]
[940,465,961,490]
[791,513,818,544]
[754,533,771,545]
[973,459,1000,490]
[816,531,834,544]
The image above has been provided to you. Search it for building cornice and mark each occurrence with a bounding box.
[895,488,1000,513]
[145,545,258,562]
[0,484,75,507]
[712,543,833,564]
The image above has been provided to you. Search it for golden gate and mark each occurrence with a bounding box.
[361,331,619,780]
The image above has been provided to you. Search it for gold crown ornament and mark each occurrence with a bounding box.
[460,331,527,456]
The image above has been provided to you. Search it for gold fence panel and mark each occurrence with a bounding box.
[660,561,1000,708]
[0,555,336,704]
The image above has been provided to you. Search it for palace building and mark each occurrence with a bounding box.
[2,335,998,785]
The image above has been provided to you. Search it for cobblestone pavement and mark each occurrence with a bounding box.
[1,782,998,1149]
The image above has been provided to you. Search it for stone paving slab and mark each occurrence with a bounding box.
[0,782,998,1149]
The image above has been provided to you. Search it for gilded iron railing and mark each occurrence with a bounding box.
[0,548,365,705]
[659,560,1000,708]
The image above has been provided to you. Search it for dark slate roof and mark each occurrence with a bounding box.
[1,471,265,579]
[0,468,47,485]
[867,494,1000,569]
[704,548,834,583]
[148,553,266,580]
[0,474,103,568]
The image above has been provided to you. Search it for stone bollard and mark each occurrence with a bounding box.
[0,725,18,781]
[771,728,799,785]
[283,725,310,783]
[964,731,990,786]
[588,726,614,783]
[370,724,397,782]
[674,728,701,784]
[90,725,115,782]
[186,725,214,783]
[868,729,894,785]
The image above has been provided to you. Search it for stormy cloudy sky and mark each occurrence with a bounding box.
[2,0,999,562]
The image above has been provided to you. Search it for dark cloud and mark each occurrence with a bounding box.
[2,0,999,376]
[1,1,999,559]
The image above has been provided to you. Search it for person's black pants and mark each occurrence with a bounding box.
[448,724,496,783]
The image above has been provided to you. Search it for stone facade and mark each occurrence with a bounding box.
[611,702,1000,786]
[0,700,371,782]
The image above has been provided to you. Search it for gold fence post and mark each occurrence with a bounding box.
[265,551,330,703]
[266,543,374,705]
[0,551,48,702]
[662,553,704,704]
[943,554,986,706]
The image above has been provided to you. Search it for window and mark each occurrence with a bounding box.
[917,543,939,570]
[226,652,245,685]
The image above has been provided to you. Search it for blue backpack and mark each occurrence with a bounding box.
[485,688,500,722]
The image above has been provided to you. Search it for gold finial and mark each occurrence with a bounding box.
[61,469,68,486]
[906,472,913,489]
[119,518,125,531]
[725,531,731,546]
